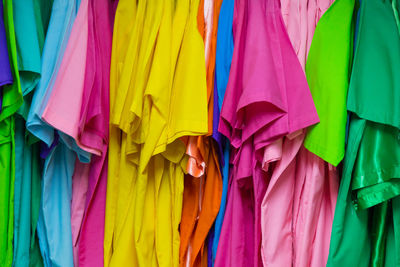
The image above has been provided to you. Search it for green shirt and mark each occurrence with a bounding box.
[328,0,400,266]
[304,0,355,166]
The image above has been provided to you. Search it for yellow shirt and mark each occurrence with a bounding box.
[105,0,137,265]
[107,0,209,266]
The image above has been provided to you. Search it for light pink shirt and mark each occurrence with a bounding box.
[42,0,99,156]
[260,1,337,266]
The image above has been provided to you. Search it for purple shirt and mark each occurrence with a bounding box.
[0,1,13,111]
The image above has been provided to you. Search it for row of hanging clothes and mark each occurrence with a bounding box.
[1,0,400,266]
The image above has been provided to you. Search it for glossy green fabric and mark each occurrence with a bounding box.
[0,0,22,266]
[370,202,390,267]
[12,0,52,266]
[304,0,355,166]
[352,122,400,209]
[384,198,400,267]
[328,0,400,266]
[327,115,371,267]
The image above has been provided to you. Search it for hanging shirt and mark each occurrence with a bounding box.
[133,0,208,265]
[0,1,12,89]
[303,0,353,166]
[216,0,319,266]
[12,0,46,118]
[328,0,400,266]
[70,160,89,266]
[42,0,97,157]
[110,1,164,266]
[1,0,22,121]
[29,1,82,267]
[180,0,223,265]
[13,122,43,267]
[211,0,234,263]
[260,1,339,267]
[26,0,76,146]
[104,0,137,265]
[12,1,52,266]
[75,0,114,266]
[0,0,23,265]
[218,0,318,153]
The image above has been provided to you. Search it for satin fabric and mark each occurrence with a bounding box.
[352,122,400,209]
[327,0,400,266]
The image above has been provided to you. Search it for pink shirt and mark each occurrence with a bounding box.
[215,0,319,266]
[42,0,114,265]
[75,0,114,266]
[280,0,334,69]
[71,160,90,266]
[260,0,337,266]
[218,0,318,153]
[42,0,98,155]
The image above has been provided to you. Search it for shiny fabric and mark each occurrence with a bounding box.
[327,0,400,266]
[352,122,400,209]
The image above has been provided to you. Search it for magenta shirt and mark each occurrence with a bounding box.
[74,0,114,266]
[216,0,319,266]
[260,0,337,266]
[218,0,318,154]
